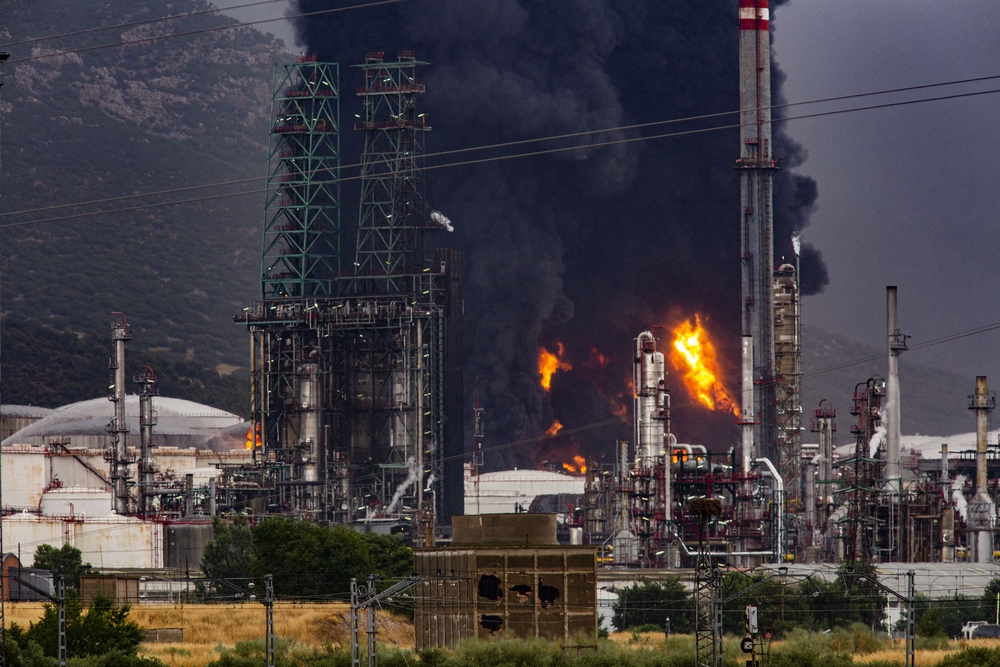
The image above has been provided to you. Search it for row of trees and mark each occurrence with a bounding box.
[613,562,1000,638]
[201,515,414,599]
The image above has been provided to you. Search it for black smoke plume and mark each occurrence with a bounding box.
[292,0,824,465]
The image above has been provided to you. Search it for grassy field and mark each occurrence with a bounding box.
[6,601,413,667]
[608,629,1000,667]
[9,603,1000,667]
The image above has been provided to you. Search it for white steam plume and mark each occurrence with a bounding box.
[431,210,454,232]
[952,474,968,521]
[868,425,886,458]
[792,233,801,257]
[386,457,422,514]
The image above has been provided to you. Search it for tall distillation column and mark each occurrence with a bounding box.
[885,286,907,496]
[135,367,158,516]
[106,313,133,515]
[294,358,324,516]
[968,376,995,563]
[632,331,671,565]
[737,0,778,463]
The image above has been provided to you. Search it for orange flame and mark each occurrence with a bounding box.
[562,455,587,475]
[538,343,572,391]
[669,316,739,415]
[245,424,262,449]
[545,420,564,436]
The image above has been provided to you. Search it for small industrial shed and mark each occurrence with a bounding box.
[413,514,597,649]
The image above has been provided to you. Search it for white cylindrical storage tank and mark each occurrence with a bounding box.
[40,488,114,517]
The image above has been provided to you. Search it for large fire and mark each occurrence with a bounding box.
[538,343,572,391]
[562,455,587,475]
[670,316,739,415]
[545,420,564,436]
[245,424,262,450]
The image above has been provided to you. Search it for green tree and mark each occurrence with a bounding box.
[916,605,946,638]
[611,578,692,632]
[201,515,253,582]
[24,594,144,659]
[250,518,374,598]
[32,544,91,591]
[359,533,414,579]
[834,560,888,630]
[979,576,1000,622]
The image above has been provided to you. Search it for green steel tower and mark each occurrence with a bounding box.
[353,50,430,295]
[243,53,464,537]
[261,56,340,299]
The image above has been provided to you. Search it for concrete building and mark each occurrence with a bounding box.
[414,514,597,648]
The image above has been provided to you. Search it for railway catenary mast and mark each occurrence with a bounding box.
[736,0,778,466]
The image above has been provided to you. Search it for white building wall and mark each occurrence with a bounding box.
[4,515,163,569]
[2,447,48,510]
[464,469,585,514]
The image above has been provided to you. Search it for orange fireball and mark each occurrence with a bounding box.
[538,343,572,391]
[562,455,588,475]
[669,316,739,415]
[545,420,564,436]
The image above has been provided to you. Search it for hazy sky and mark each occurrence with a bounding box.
[215,0,297,48]
[216,0,1000,386]
[774,1,1000,382]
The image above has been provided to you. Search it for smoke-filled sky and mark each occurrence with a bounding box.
[218,0,1000,463]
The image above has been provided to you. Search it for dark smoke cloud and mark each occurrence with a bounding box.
[292,0,823,464]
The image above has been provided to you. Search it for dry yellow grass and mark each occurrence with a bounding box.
[6,601,414,667]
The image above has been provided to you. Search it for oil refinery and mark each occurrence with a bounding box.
[3,1,1000,583]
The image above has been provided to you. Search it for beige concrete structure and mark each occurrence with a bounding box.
[414,514,597,649]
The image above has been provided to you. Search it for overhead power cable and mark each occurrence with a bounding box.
[0,0,290,49]
[2,71,1000,221]
[2,84,1000,231]
[4,0,403,65]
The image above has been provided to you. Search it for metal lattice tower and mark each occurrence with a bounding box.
[691,498,722,667]
[261,56,341,299]
[353,50,431,294]
[243,54,463,536]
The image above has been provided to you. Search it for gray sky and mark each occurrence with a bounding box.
[774,0,1000,382]
[214,0,297,49]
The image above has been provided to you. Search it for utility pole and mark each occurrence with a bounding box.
[10,573,65,667]
[57,577,66,667]
[0,49,9,667]
[350,575,430,667]
[265,575,274,667]
[366,576,377,667]
[843,568,915,667]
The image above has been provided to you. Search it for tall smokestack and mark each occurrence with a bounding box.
[885,286,906,494]
[738,0,777,463]
[968,376,995,563]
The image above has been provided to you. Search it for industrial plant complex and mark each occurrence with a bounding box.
[3,1,1000,660]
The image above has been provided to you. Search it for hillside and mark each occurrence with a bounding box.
[0,0,289,368]
[0,319,247,415]
[801,324,975,441]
